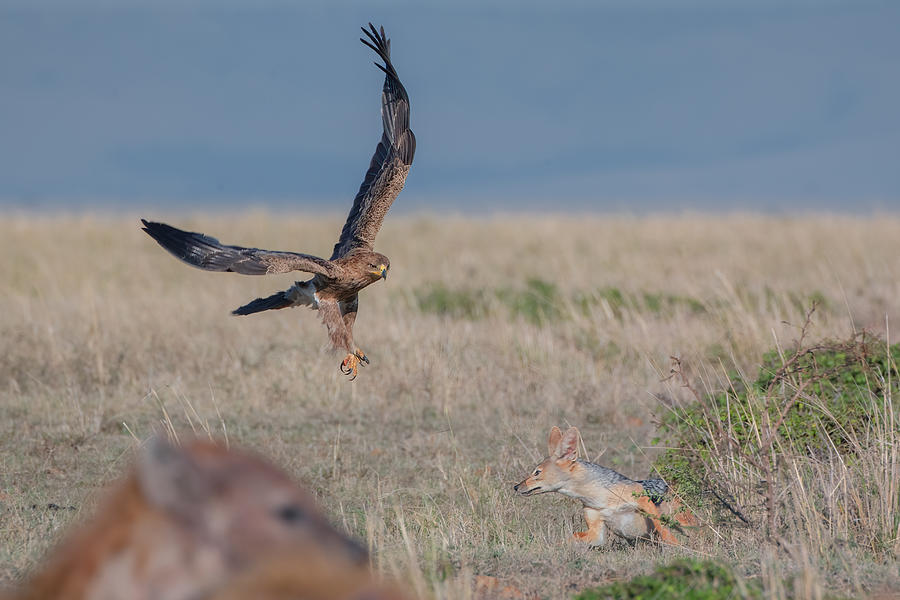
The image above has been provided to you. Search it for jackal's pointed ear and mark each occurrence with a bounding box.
[547,426,563,457]
[137,436,216,521]
[555,427,579,462]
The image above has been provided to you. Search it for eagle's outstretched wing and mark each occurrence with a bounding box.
[141,220,339,277]
[330,24,416,260]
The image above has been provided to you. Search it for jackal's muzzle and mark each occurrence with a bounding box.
[513,480,542,496]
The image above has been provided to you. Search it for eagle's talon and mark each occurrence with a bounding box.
[341,354,361,379]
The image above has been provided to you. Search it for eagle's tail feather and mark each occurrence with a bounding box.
[233,291,293,316]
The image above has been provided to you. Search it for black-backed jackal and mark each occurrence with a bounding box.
[514,426,698,547]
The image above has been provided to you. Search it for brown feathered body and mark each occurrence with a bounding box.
[279,249,392,353]
[13,439,367,600]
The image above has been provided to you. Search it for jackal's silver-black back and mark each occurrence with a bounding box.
[578,460,632,485]
[578,460,669,501]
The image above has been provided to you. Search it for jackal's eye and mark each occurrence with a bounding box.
[532,469,541,477]
[275,504,306,524]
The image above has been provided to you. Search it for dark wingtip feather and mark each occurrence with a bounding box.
[360,22,397,78]
[140,220,222,269]
[141,219,163,239]
[142,220,182,246]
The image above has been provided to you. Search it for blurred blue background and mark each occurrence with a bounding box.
[2,0,898,212]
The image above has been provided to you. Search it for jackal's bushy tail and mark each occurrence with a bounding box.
[232,291,292,315]
[638,478,669,501]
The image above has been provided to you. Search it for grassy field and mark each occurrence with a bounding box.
[1,213,898,598]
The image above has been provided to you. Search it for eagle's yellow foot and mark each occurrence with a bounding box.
[339,350,368,380]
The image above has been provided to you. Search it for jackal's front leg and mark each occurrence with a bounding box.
[571,507,610,548]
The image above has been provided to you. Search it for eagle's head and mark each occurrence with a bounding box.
[363,252,390,281]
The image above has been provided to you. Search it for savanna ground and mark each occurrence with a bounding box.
[0,213,898,598]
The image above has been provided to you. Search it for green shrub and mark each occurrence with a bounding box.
[574,559,762,600]
[654,335,900,514]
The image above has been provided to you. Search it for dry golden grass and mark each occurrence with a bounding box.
[1,212,898,598]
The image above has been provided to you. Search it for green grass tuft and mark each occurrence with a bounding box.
[415,281,707,324]
[496,278,563,325]
[574,559,762,600]
[414,282,489,320]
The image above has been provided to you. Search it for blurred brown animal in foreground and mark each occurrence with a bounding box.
[11,437,403,600]
[203,552,410,600]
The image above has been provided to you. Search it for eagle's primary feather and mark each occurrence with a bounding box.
[141,220,339,278]
[330,23,416,260]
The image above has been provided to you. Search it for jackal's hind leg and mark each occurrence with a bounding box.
[635,496,679,545]
[659,497,700,529]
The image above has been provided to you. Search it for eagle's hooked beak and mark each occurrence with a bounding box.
[371,264,387,280]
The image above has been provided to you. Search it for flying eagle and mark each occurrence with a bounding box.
[142,24,415,379]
